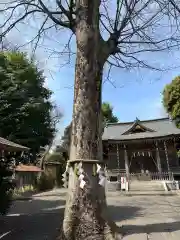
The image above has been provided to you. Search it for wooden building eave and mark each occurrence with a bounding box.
[0,137,29,152]
[104,134,180,144]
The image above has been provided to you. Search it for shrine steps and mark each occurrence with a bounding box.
[106,180,165,192]
[129,180,164,192]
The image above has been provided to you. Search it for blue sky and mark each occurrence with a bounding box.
[1,1,180,142]
[48,52,179,141]
[8,28,179,142]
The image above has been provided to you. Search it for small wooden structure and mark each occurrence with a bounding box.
[44,161,61,178]
[15,164,42,188]
[103,118,180,181]
[0,136,30,187]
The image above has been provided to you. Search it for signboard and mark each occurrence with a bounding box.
[121,177,126,190]
[121,176,129,191]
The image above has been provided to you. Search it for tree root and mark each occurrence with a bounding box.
[57,219,123,240]
[103,218,124,240]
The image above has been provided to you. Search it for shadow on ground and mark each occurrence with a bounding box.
[107,193,176,197]
[2,197,179,239]
[122,221,180,236]
[108,205,141,221]
[9,198,66,215]
[123,193,176,197]
[0,198,142,240]
[0,198,65,240]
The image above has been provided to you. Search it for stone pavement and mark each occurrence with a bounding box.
[1,189,180,239]
[107,191,180,239]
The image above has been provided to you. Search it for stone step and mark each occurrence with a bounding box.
[129,181,164,191]
[106,181,165,192]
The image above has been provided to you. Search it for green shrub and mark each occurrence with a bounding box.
[56,164,65,187]
[35,173,55,192]
[177,150,180,158]
[13,185,35,199]
[0,161,14,215]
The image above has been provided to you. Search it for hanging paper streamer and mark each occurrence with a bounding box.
[79,174,84,181]
[80,179,86,189]
[78,162,82,169]
[96,164,101,173]
[97,164,106,187]
[62,172,69,188]
[65,162,70,172]
[62,162,70,188]
[77,162,86,189]
[98,174,106,187]
[79,173,86,189]
[77,162,84,175]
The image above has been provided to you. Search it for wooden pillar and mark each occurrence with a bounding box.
[107,143,110,169]
[124,145,129,179]
[155,141,162,173]
[164,140,171,178]
[173,138,179,167]
[116,143,120,172]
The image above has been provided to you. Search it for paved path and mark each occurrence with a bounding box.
[107,191,180,239]
[1,189,180,239]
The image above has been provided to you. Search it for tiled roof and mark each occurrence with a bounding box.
[102,117,180,141]
[15,164,42,172]
[0,137,29,151]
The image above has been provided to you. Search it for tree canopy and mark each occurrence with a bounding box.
[163,76,180,128]
[61,102,118,152]
[0,51,61,155]
[102,102,118,126]
[2,1,180,239]
[0,157,14,215]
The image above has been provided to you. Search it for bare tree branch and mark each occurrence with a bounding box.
[169,0,180,13]
[0,0,75,39]
[1,0,180,75]
[38,0,75,30]
[99,0,180,72]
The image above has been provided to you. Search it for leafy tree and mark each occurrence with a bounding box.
[0,51,61,159]
[61,102,118,154]
[163,76,180,128]
[61,122,72,154]
[102,102,118,126]
[45,145,67,163]
[0,157,14,215]
[1,0,180,239]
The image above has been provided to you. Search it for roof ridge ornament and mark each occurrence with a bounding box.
[135,117,140,122]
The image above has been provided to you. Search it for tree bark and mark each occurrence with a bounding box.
[58,1,122,239]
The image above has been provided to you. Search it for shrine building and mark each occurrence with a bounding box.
[102,117,180,181]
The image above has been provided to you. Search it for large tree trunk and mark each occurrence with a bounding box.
[59,1,122,239]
